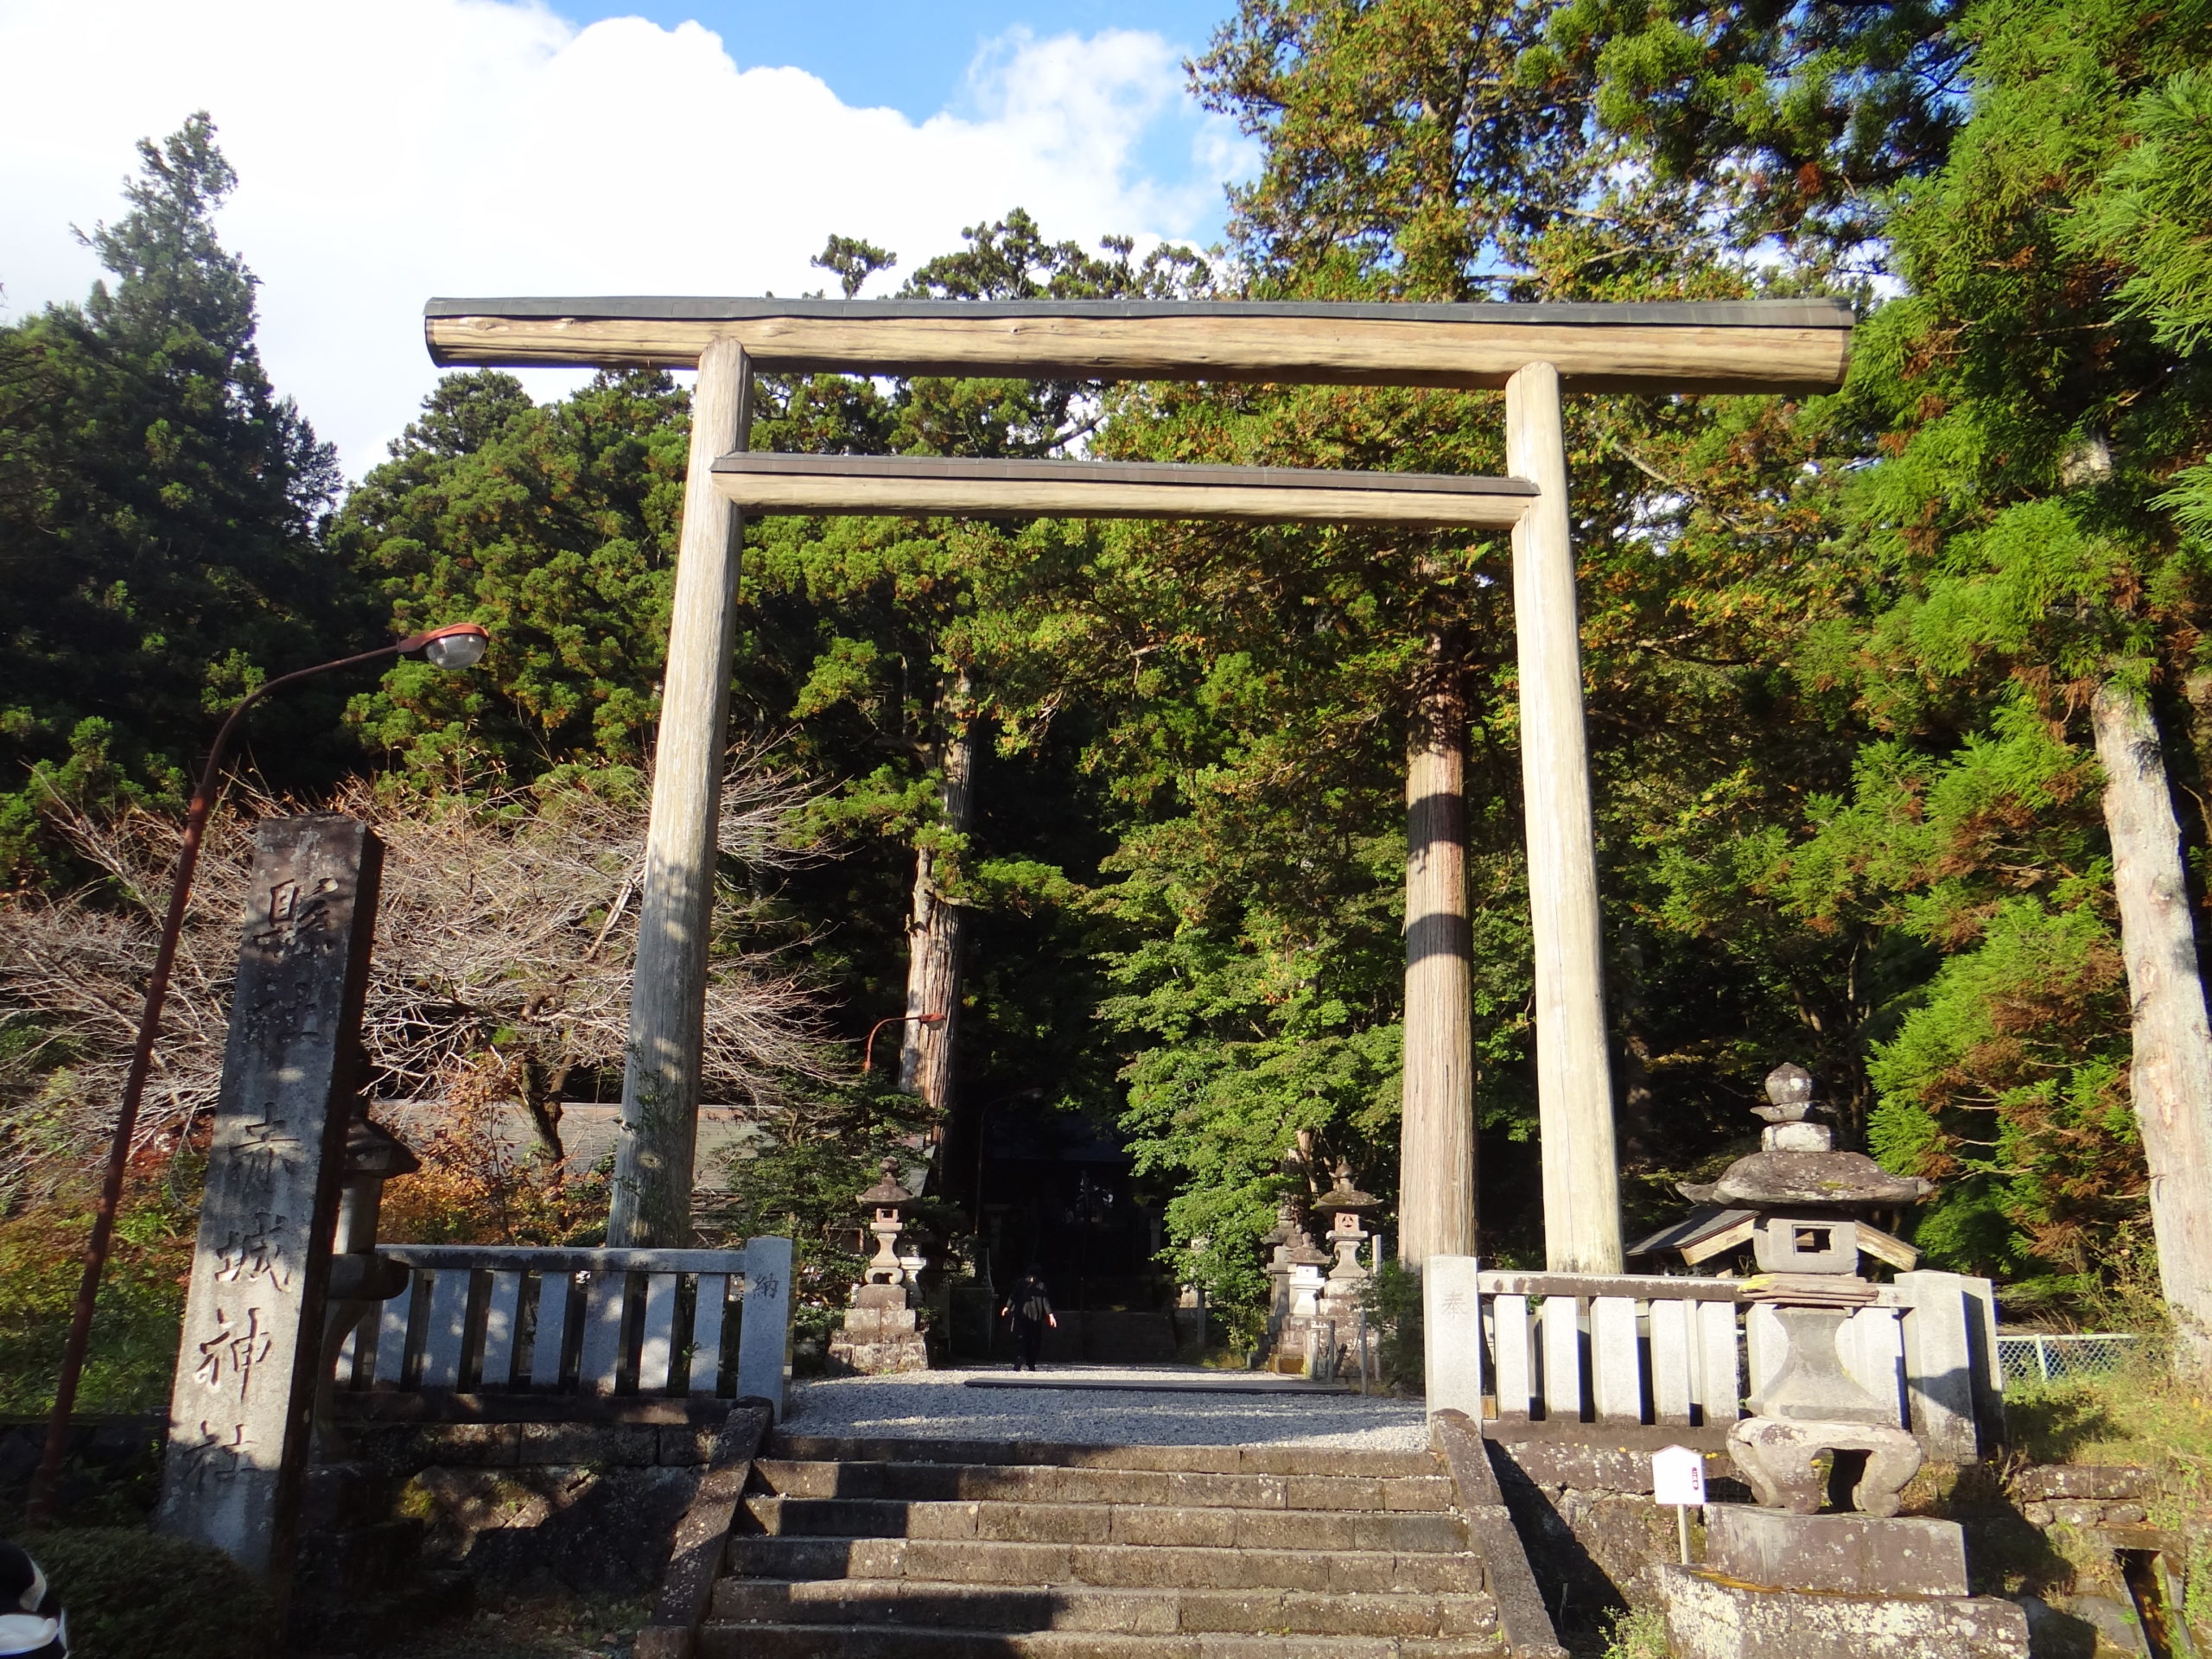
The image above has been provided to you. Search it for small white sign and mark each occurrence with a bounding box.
[1652,1444,1707,1507]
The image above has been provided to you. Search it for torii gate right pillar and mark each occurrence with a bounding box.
[1507,360,1624,1273]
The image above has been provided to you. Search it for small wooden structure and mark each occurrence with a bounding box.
[424,293,1855,1272]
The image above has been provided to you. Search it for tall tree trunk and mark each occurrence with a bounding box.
[2093,680,2212,1373]
[1400,637,1477,1268]
[900,672,978,1141]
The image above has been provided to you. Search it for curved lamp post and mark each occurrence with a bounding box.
[860,1009,946,1075]
[29,621,490,1520]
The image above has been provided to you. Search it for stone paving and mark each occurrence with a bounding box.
[782,1365,1429,1450]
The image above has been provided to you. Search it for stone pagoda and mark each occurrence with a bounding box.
[1312,1161,1382,1336]
[827,1156,931,1375]
[1646,1065,2028,1659]
[1258,1197,1331,1373]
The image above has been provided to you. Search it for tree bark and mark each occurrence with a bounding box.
[2093,679,2212,1372]
[610,337,751,1247]
[900,671,978,1135]
[1400,638,1478,1268]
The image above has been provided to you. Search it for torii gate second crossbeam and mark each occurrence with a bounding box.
[423,296,1855,1274]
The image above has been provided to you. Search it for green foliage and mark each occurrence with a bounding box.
[0,1166,197,1416]
[20,1528,274,1659]
[1598,1605,1671,1659]
[2076,64,2212,537]
[1363,1256,1426,1390]
[330,368,690,784]
[1544,0,1968,255]
[0,114,358,886]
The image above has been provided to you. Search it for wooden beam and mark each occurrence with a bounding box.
[426,296,1853,394]
[709,454,1535,527]
[1508,360,1624,1275]
[610,336,752,1247]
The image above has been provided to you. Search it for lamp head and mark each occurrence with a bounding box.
[401,622,490,670]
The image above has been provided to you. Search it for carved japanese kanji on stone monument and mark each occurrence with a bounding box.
[157,815,382,1586]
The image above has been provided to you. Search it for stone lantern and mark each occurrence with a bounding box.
[1313,1161,1381,1326]
[1259,1197,1308,1338]
[1660,1063,1935,1515]
[1255,1194,1336,1375]
[829,1156,931,1374]
[1649,1065,2026,1659]
[314,1112,418,1453]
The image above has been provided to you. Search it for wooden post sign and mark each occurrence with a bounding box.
[157,816,383,1584]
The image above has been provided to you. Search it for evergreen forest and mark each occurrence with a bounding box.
[8,0,2212,1405]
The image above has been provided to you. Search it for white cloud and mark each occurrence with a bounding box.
[0,0,1255,479]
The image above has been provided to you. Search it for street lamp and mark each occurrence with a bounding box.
[28,622,491,1520]
[861,1010,947,1075]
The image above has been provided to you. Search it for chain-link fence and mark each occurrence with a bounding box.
[1997,1332,2146,1386]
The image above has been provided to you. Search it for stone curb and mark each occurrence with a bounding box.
[633,1400,774,1659]
[1430,1410,1567,1659]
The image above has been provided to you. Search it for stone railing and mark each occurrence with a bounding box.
[1422,1262,2001,1459]
[331,1240,791,1417]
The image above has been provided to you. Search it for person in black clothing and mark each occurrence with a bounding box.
[999,1269,1058,1371]
[0,1540,66,1659]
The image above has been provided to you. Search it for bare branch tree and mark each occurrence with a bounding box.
[0,750,840,1204]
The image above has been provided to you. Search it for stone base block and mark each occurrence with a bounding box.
[1705,1504,1968,1597]
[1657,1564,2028,1659]
[838,1306,920,1340]
[826,1332,931,1375]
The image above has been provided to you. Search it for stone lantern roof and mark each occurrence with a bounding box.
[1631,1062,1931,1274]
[1678,1064,1932,1211]
[857,1155,914,1211]
[1314,1161,1381,1216]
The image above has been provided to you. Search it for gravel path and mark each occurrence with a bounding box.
[784,1365,1429,1450]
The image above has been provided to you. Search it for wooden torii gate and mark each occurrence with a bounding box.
[424,296,1853,1272]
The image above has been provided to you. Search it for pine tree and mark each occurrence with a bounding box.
[0,114,353,884]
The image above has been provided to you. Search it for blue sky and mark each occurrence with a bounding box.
[568,1,1230,114]
[0,0,1256,476]
[563,0,1245,249]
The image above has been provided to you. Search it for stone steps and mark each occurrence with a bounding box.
[696,1628,1503,1658]
[743,1495,1468,1553]
[750,1459,1454,1512]
[714,1576,1498,1636]
[770,1438,1434,1476]
[728,1535,1485,1593]
[696,1438,1504,1658]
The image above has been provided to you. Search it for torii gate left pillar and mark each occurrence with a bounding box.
[609,336,752,1246]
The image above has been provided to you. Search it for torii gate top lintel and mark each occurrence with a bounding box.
[424,295,1853,395]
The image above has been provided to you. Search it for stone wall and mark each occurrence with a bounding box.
[1483,1437,2207,1657]
[340,1409,734,1593]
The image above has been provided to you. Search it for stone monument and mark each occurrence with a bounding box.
[1655,1064,2028,1659]
[156,816,383,1590]
[1258,1196,1331,1373]
[1313,1162,1380,1365]
[827,1157,931,1374]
